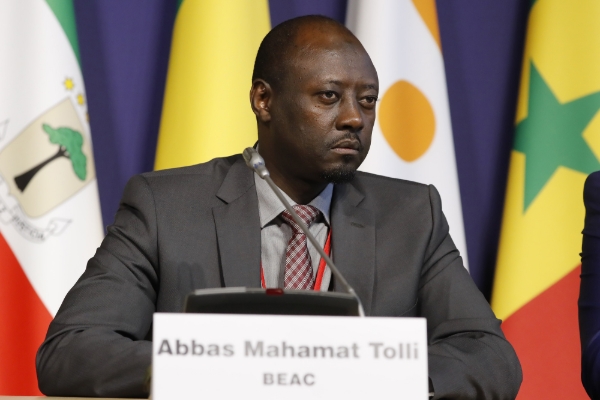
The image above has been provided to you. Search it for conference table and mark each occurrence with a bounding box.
[0,397,143,399]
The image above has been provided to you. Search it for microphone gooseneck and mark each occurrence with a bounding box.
[242,147,269,179]
[243,147,365,317]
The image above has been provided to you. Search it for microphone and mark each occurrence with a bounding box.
[242,147,269,179]
[243,147,365,317]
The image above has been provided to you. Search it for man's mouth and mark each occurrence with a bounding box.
[330,139,361,155]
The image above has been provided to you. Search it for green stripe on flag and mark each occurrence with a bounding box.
[177,0,184,13]
[45,0,81,66]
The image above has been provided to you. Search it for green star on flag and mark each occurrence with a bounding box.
[514,61,600,211]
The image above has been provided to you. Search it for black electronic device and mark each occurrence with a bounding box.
[184,287,359,316]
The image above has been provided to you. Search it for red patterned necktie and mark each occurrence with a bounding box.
[281,205,320,289]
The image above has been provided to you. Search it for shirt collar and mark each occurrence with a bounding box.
[254,172,333,228]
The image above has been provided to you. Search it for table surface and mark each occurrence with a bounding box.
[0,397,142,399]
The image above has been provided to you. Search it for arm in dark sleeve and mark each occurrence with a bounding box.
[36,175,158,398]
[420,185,522,400]
[580,170,600,399]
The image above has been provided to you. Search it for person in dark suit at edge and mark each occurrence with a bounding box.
[36,15,522,399]
[580,170,600,399]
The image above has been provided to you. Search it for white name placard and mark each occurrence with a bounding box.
[152,313,428,399]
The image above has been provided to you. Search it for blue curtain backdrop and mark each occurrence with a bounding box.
[73,0,529,299]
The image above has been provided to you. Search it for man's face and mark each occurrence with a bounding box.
[265,28,379,185]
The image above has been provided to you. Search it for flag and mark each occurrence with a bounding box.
[0,0,104,394]
[346,0,468,268]
[155,0,270,170]
[491,0,600,397]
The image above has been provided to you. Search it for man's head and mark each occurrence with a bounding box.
[250,15,378,202]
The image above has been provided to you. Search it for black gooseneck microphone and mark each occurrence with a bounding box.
[243,147,365,317]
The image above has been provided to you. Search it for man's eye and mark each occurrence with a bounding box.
[321,91,338,100]
[360,96,378,108]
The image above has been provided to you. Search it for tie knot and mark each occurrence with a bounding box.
[281,205,320,233]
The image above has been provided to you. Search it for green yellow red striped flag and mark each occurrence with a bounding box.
[0,0,103,394]
[491,0,600,397]
[154,0,270,170]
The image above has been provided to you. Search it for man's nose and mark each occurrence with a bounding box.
[336,97,364,132]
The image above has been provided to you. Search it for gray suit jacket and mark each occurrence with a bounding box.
[36,155,521,399]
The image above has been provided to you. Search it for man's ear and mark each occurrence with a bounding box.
[250,79,272,122]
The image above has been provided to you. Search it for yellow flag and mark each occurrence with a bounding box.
[155,0,270,170]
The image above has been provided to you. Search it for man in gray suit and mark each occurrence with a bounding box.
[37,15,521,399]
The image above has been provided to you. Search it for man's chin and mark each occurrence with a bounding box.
[320,165,357,184]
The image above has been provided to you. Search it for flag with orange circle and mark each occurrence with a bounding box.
[346,0,468,268]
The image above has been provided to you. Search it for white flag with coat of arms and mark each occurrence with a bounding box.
[0,0,103,394]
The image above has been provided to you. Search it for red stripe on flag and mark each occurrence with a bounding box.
[503,265,587,399]
[0,232,51,395]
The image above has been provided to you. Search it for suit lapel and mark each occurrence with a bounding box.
[211,158,376,302]
[212,158,261,288]
[331,181,375,315]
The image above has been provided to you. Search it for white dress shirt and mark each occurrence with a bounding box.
[254,173,333,290]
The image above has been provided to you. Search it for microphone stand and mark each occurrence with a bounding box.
[243,147,366,317]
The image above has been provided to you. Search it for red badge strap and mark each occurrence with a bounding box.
[260,228,332,290]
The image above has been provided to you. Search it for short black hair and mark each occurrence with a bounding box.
[252,15,353,90]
